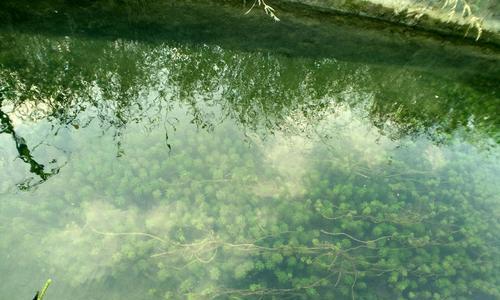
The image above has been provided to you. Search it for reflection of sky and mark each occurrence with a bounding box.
[0,5,499,298]
[0,31,499,190]
[0,34,499,290]
[1,98,500,298]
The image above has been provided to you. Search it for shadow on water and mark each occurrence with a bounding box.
[1,0,499,75]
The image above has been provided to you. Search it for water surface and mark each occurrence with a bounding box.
[0,3,499,300]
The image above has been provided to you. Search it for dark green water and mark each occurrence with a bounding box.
[1,2,500,300]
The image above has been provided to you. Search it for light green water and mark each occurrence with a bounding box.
[0,3,499,299]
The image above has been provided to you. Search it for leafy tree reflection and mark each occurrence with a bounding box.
[0,92,60,189]
[0,33,498,188]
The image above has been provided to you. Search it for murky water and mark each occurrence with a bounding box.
[1,2,499,300]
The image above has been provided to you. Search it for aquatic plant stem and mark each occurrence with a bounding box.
[36,279,52,300]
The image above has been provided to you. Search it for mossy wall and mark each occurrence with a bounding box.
[259,0,500,45]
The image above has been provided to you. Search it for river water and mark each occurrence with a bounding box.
[0,2,499,299]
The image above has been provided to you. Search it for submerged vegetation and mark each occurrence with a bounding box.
[1,116,499,299]
[0,1,499,300]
